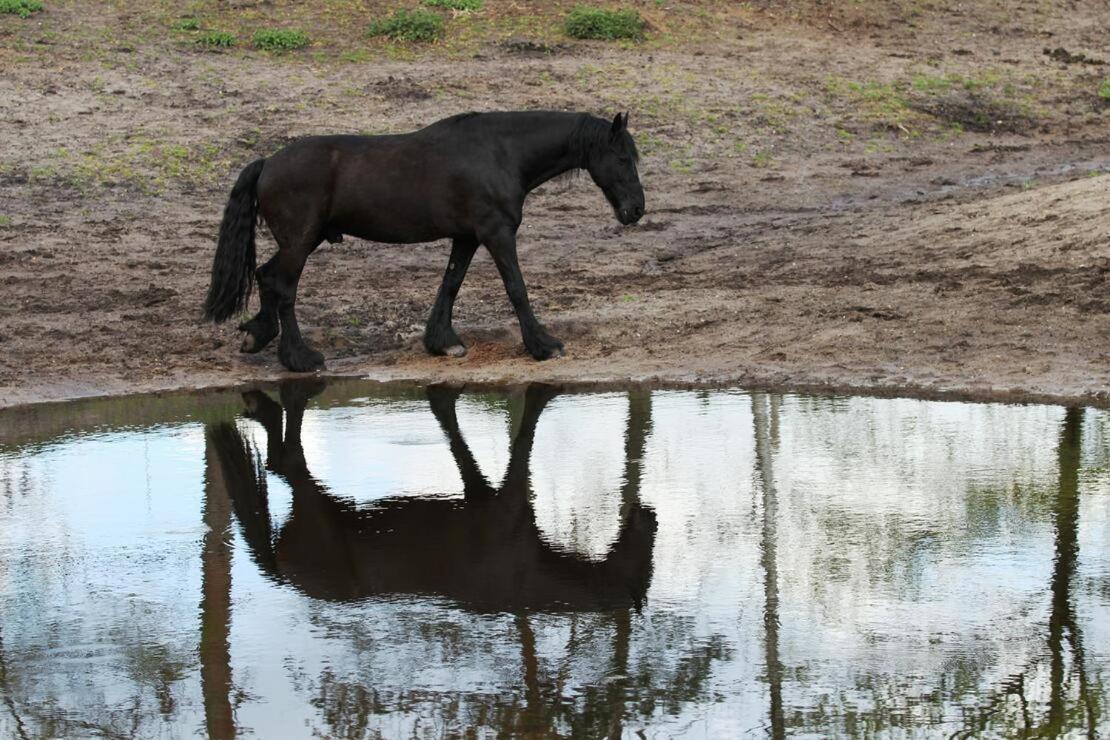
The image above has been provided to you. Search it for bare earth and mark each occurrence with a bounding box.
[1,1,1108,409]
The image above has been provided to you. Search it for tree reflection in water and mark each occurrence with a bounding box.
[952,407,1102,738]
[200,427,237,739]
[753,392,785,740]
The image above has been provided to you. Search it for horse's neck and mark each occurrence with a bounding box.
[514,117,585,192]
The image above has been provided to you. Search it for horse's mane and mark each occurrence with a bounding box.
[568,114,639,165]
[549,114,638,185]
[444,111,637,187]
[445,111,638,165]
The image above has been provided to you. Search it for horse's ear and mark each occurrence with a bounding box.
[610,112,625,139]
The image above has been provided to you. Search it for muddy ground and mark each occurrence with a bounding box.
[1,0,1108,409]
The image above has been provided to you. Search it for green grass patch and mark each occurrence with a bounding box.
[340,48,371,62]
[912,74,956,94]
[0,0,43,18]
[252,28,309,51]
[564,6,644,40]
[912,71,1002,95]
[195,30,236,48]
[752,151,774,168]
[825,76,910,127]
[50,136,234,194]
[667,156,694,173]
[1099,77,1110,100]
[0,216,11,227]
[172,16,200,31]
[424,0,482,10]
[369,8,445,42]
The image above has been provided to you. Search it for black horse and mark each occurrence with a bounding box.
[203,111,645,371]
[204,381,657,612]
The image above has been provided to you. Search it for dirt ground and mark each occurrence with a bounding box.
[1,0,1108,409]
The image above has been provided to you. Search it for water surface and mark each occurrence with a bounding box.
[0,380,1107,738]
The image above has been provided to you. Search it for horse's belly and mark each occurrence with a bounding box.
[338,219,449,245]
[332,191,465,245]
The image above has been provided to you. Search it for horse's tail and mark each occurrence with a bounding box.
[203,158,266,323]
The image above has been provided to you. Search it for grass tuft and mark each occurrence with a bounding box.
[1099,77,1110,100]
[564,6,644,41]
[172,16,200,31]
[424,0,482,9]
[0,0,43,18]
[252,28,310,51]
[194,30,236,48]
[368,8,445,42]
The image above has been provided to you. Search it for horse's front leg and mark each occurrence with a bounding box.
[483,229,564,360]
[424,237,478,357]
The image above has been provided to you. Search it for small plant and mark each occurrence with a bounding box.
[564,6,644,41]
[0,215,11,227]
[424,0,482,9]
[253,28,310,51]
[368,9,444,42]
[752,151,774,168]
[173,16,200,31]
[195,30,236,48]
[0,0,43,18]
[1099,77,1110,100]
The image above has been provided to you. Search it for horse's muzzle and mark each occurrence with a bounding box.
[619,204,645,225]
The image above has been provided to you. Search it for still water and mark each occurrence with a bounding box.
[0,380,1107,738]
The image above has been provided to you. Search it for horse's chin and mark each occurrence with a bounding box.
[615,209,641,226]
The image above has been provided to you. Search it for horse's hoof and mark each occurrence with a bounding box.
[240,334,265,353]
[527,336,565,361]
[424,327,467,358]
[279,344,325,373]
[238,319,278,354]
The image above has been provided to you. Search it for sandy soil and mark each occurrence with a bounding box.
[1,0,1108,409]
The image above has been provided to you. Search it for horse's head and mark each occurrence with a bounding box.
[587,113,645,226]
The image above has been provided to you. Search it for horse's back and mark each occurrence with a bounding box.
[253,113,563,245]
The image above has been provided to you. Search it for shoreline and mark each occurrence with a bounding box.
[3,359,1106,413]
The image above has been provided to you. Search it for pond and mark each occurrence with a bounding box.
[0,380,1107,737]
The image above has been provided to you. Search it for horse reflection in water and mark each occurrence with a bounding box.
[206,381,657,612]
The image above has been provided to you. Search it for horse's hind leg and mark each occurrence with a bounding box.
[424,237,478,358]
[238,255,281,354]
[263,238,324,372]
